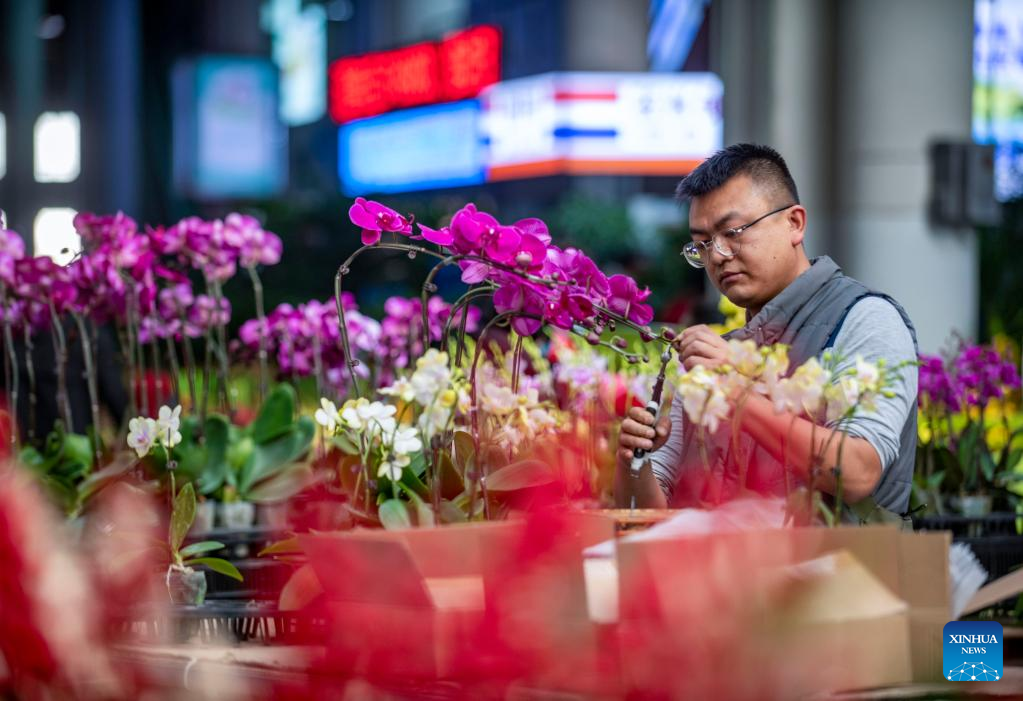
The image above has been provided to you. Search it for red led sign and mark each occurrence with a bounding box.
[329,25,501,123]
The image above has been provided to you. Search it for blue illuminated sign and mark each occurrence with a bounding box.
[338,100,486,195]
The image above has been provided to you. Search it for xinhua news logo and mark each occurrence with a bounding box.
[943,621,1003,681]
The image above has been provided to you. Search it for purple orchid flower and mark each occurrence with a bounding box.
[348,198,413,246]
[606,274,655,326]
[493,279,547,336]
[0,228,26,286]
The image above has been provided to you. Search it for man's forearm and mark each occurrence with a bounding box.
[732,393,881,502]
[614,459,668,509]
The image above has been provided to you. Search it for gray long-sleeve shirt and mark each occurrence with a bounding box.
[651,296,919,499]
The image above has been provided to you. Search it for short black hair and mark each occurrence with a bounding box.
[675,143,800,205]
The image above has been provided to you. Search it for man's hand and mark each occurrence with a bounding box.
[617,406,672,465]
[673,324,731,371]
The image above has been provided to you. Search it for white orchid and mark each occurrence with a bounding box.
[340,398,397,435]
[409,349,452,406]
[823,355,885,423]
[314,398,340,431]
[727,339,763,377]
[127,417,159,458]
[770,356,829,416]
[378,453,410,481]
[156,404,183,448]
[379,377,416,403]
[677,365,731,433]
[386,425,423,455]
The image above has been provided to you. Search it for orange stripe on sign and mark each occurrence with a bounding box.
[552,91,617,101]
[487,158,706,180]
[487,159,566,180]
[564,159,704,175]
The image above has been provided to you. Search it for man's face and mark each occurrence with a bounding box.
[687,174,806,311]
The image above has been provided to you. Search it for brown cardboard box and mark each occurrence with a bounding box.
[300,511,616,683]
[612,525,950,694]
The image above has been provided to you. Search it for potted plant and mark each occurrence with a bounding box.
[185,385,316,529]
[163,481,243,605]
[916,343,1022,518]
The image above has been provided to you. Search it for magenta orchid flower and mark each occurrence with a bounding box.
[225,213,284,268]
[606,274,655,326]
[348,198,413,246]
[418,223,454,247]
[493,280,547,336]
[0,228,26,286]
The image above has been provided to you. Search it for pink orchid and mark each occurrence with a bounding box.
[418,223,454,247]
[545,288,596,330]
[73,211,137,249]
[493,280,547,336]
[606,274,655,326]
[544,246,610,299]
[225,213,283,268]
[0,228,26,285]
[348,198,413,246]
[513,217,552,245]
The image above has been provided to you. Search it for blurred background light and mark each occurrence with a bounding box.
[172,57,287,200]
[33,112,81,183]
[262,0,327,126]
[973,0,1023,202]
[33,207,80,265]
[339,100,485,195]
[648,0,710,72]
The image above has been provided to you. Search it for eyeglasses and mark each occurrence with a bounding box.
[681,204,796,269]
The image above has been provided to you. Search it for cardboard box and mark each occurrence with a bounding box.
[300,511,616,684]
[610,525,951,694]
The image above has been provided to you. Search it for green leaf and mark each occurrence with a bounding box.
[438,499,468,524]
[246,463,314,504]
[75,453,138,507]
[980,451,997,483]
[179,541,225,558]
[251,384,298,444]
[958,423,982,486]
[196,414,231,495]
[238,417,315,495]
[258,536,302,558]
[484,460,559,493]
[187,556,243,582]
[18,446,46,471]
[332,433,360,456]
[411,493,435,528]
[172,416,208,484]
[453,431,475,473]
[437,450,465,500]
[399,463,431,500]
[378,498,412,530]
[60,433,94,474]
[407,450,427,478]
[169,482,197,555]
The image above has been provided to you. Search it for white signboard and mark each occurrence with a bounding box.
[481,72,722,178]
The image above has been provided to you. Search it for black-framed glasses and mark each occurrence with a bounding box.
[681,204,797,269]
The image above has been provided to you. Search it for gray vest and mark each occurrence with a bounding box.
[672,256,918,516]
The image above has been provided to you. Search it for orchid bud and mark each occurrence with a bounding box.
[611,336,628,349]
[586,332,600,346]
[661,327,677,341]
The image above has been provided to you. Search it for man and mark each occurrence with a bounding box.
[616,143,919,520]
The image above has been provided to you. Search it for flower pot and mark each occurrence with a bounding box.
[218,501,255,529]
[193,500,217,534]
[166,566,207,606]
[255,502,289,529]
[955,495,993,518]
